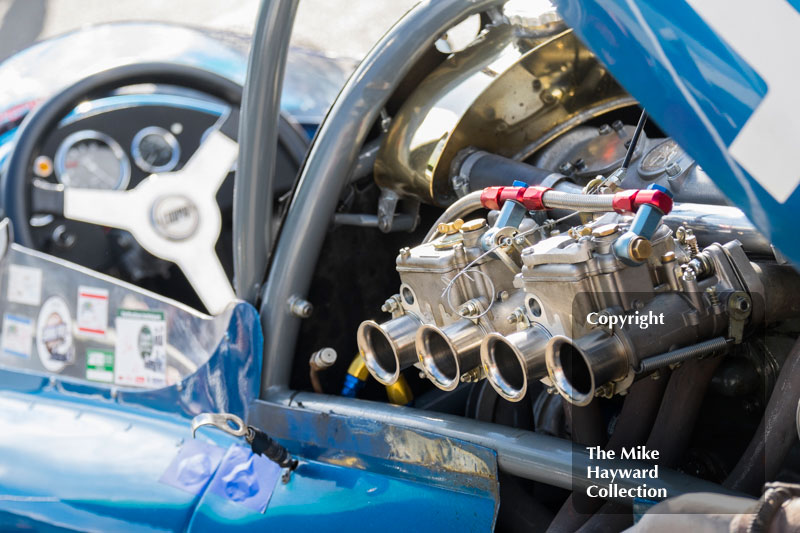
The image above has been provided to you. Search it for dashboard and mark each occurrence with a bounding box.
[42,92,225,192]
[0,82,309,311]
[24,89,232,303]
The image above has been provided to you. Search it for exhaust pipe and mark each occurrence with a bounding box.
[417,319,484,391]
[545,331,629,406]
[481,325,551,402]
[358,314,422,385]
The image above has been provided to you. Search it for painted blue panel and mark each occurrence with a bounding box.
[0,302,262,531]
[187,460,496,533]
[554,0,800,262]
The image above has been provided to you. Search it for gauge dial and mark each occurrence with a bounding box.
[55,130,131,190]
[639,139,685,177]
[132,126,180,173]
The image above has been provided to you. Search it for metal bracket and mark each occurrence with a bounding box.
[728,291,752,344]
[377,188,419,233]
[191,412,249,438]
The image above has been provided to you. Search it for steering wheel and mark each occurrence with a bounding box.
[3,62,301,315]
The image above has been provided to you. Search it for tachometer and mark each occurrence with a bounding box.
[132,126,180,173]
[55,130,131,190]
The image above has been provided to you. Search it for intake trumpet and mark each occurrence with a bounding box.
[481,325,551,401]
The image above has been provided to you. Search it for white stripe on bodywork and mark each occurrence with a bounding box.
[686,0,800,203]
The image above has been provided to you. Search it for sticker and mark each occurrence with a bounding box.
[36,296,74,372]
[7,264,42,306]
[207,444,281,512]
[159,439,225,495]
[86,349,114,383]
[77,286,109,337]
[1,314,34,358]
[114,309,166,388]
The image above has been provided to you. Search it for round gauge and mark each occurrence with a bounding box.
[132,126,180,173]
[639,139,685,177]
[55,130,131,190]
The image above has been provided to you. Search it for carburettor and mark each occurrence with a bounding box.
[480,214,681,402]
[357,209,540,391]
[359,181,798,406]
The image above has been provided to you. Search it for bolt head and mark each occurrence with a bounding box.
[541,88,563,104]
[734,296,750,312]
[665,162,682,177]
[629,237,652,261]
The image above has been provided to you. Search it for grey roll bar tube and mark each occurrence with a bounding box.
[256,390,744,500]
[233,0,299,303]
[257,0,509,389]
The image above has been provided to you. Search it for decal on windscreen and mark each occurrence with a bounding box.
[86,349,114,383]
[114,309,166,388]
[76,286,109,337]
[36,296,74,372]
[1,314,33,359]
[7,264,42,306]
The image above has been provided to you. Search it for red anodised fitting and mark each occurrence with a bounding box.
[480,185,673,214]
[611,189,673,215]
[480,186,550,211]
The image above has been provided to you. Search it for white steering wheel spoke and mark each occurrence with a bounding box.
[59,118,239,316]
[178,129,239,192]
[63,188,142,231]
[172,245,236,315]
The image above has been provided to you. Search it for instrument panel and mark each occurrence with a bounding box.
[39,91,226,190]
[27,90,231,278]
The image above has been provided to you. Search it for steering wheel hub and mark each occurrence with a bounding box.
[151,194,200,241]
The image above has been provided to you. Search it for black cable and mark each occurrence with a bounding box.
[621,109,648,169]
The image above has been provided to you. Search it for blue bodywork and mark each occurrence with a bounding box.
[554,0,798,264]
[0,22,354,151]
[0,301,263,531]
[0,240,498,531]
[0,298,498,531]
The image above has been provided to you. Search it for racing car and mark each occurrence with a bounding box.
[0,1,798,531]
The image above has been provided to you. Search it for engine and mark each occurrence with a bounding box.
[311,6,800,529]
[358,177,796,408]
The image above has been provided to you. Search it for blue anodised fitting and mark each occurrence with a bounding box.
[340,373,366,398]
[613,184,674,265]
[481,179,529,251]
[629,184,673,240]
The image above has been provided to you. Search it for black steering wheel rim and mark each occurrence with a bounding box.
[2,61,245,248]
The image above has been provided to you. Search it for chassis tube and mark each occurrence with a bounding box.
[234,0,299,302]
[258,389,744,501]
[258,0,510,390]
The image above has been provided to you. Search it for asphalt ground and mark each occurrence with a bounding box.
[0,0,419,62]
